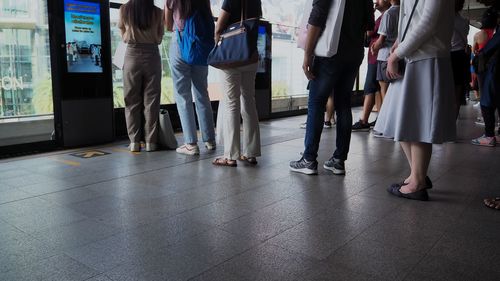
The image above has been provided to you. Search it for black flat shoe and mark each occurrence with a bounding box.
[425,176,433,189]
[390,176,433,190]
[387,185,429,201]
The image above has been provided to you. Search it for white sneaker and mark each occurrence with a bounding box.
[130,142,140,152]
[205,141,216,151]
[145,143,157,152]
[299,122,307,129]
[176,144,200,155]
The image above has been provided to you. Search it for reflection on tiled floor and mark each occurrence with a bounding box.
[1,104,499,281]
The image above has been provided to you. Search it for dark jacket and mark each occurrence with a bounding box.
[308,0,374,58]
[480,26,500,107]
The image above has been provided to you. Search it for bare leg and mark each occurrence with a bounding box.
[373,92,382,112]
[325,95,335,123]
[379,81,389,103]
[400,141,412,183]
[400,142,432,193]
[359,93,376,123]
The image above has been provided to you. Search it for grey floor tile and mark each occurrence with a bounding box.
[38,187,103,206]
[18,180,83,196]
[177,200,253,226]
[86,178,177,204]
[216,243,321,281]
[0,168,32,180]
[357,219,445,254]
[302,262,379,281]
[268,208,379,259]
[0,173,61,188]
[84,274,114,281]
[334,194,403,219]
[0,197,56,220]
[167,228,261,267]
[428,232,500,273]
[66,211,213,272]
[0,221,31,241]
[404,255,500,281]
[3,206,89,234]
[0,187,33,204]
[325,236,424,281]
[221,199,321,242]
[0,254,99,281]
[0,236,59,273]
[214,186,287,212]
[104,247,212,281]
[187,266,245,281]
[31,219,120,251]
[67,196,131,218]
[63,234,137,273]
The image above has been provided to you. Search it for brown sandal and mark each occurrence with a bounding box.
[240,156,258,165]
[212,158,237,167]
[484,197,500,210]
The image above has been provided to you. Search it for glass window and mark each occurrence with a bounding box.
[0,0,53,147]
[0,0,30,18]
[0,2,52,118]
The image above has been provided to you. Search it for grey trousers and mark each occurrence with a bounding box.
[123,44,161,144]
[221,63,261,160]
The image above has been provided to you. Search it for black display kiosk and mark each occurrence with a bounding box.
[255,20,272,120]
[49,0,114,147]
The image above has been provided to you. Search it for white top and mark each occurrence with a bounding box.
[451,14,470,52]
[377,5,400,61]
[396,0,454,62]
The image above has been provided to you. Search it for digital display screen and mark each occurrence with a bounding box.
[64,0,102,73]
[257,25,267,73]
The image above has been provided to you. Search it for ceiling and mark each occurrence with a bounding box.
[464,0,496,28]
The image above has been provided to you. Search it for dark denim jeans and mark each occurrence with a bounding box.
[303,54,363,162]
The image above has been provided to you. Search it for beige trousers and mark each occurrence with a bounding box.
[123,44,161,144]
[221,63,261,160]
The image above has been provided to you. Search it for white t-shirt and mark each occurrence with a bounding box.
[451,14,469,52]
[377,5,400,61]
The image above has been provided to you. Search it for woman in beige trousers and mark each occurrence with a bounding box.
[119,0,164,152]
[212,0,262,167]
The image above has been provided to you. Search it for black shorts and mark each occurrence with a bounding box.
[364,63,380,95]
[376,60,391,83]
[451,50,469,86]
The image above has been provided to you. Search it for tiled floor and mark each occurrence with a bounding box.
[1,104,499,281]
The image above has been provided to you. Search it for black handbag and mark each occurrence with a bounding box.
[364,32,371,48]
[207,0,259,69]
[381,0,419,82]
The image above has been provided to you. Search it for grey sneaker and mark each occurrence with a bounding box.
[289,157,318,175]
[323,157,345,175]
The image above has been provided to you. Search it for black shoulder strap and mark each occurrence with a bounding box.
[401,0,419,42]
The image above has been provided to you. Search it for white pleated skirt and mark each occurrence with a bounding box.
[373,58,456,144]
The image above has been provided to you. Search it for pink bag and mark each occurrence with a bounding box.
[296,1,312,50]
